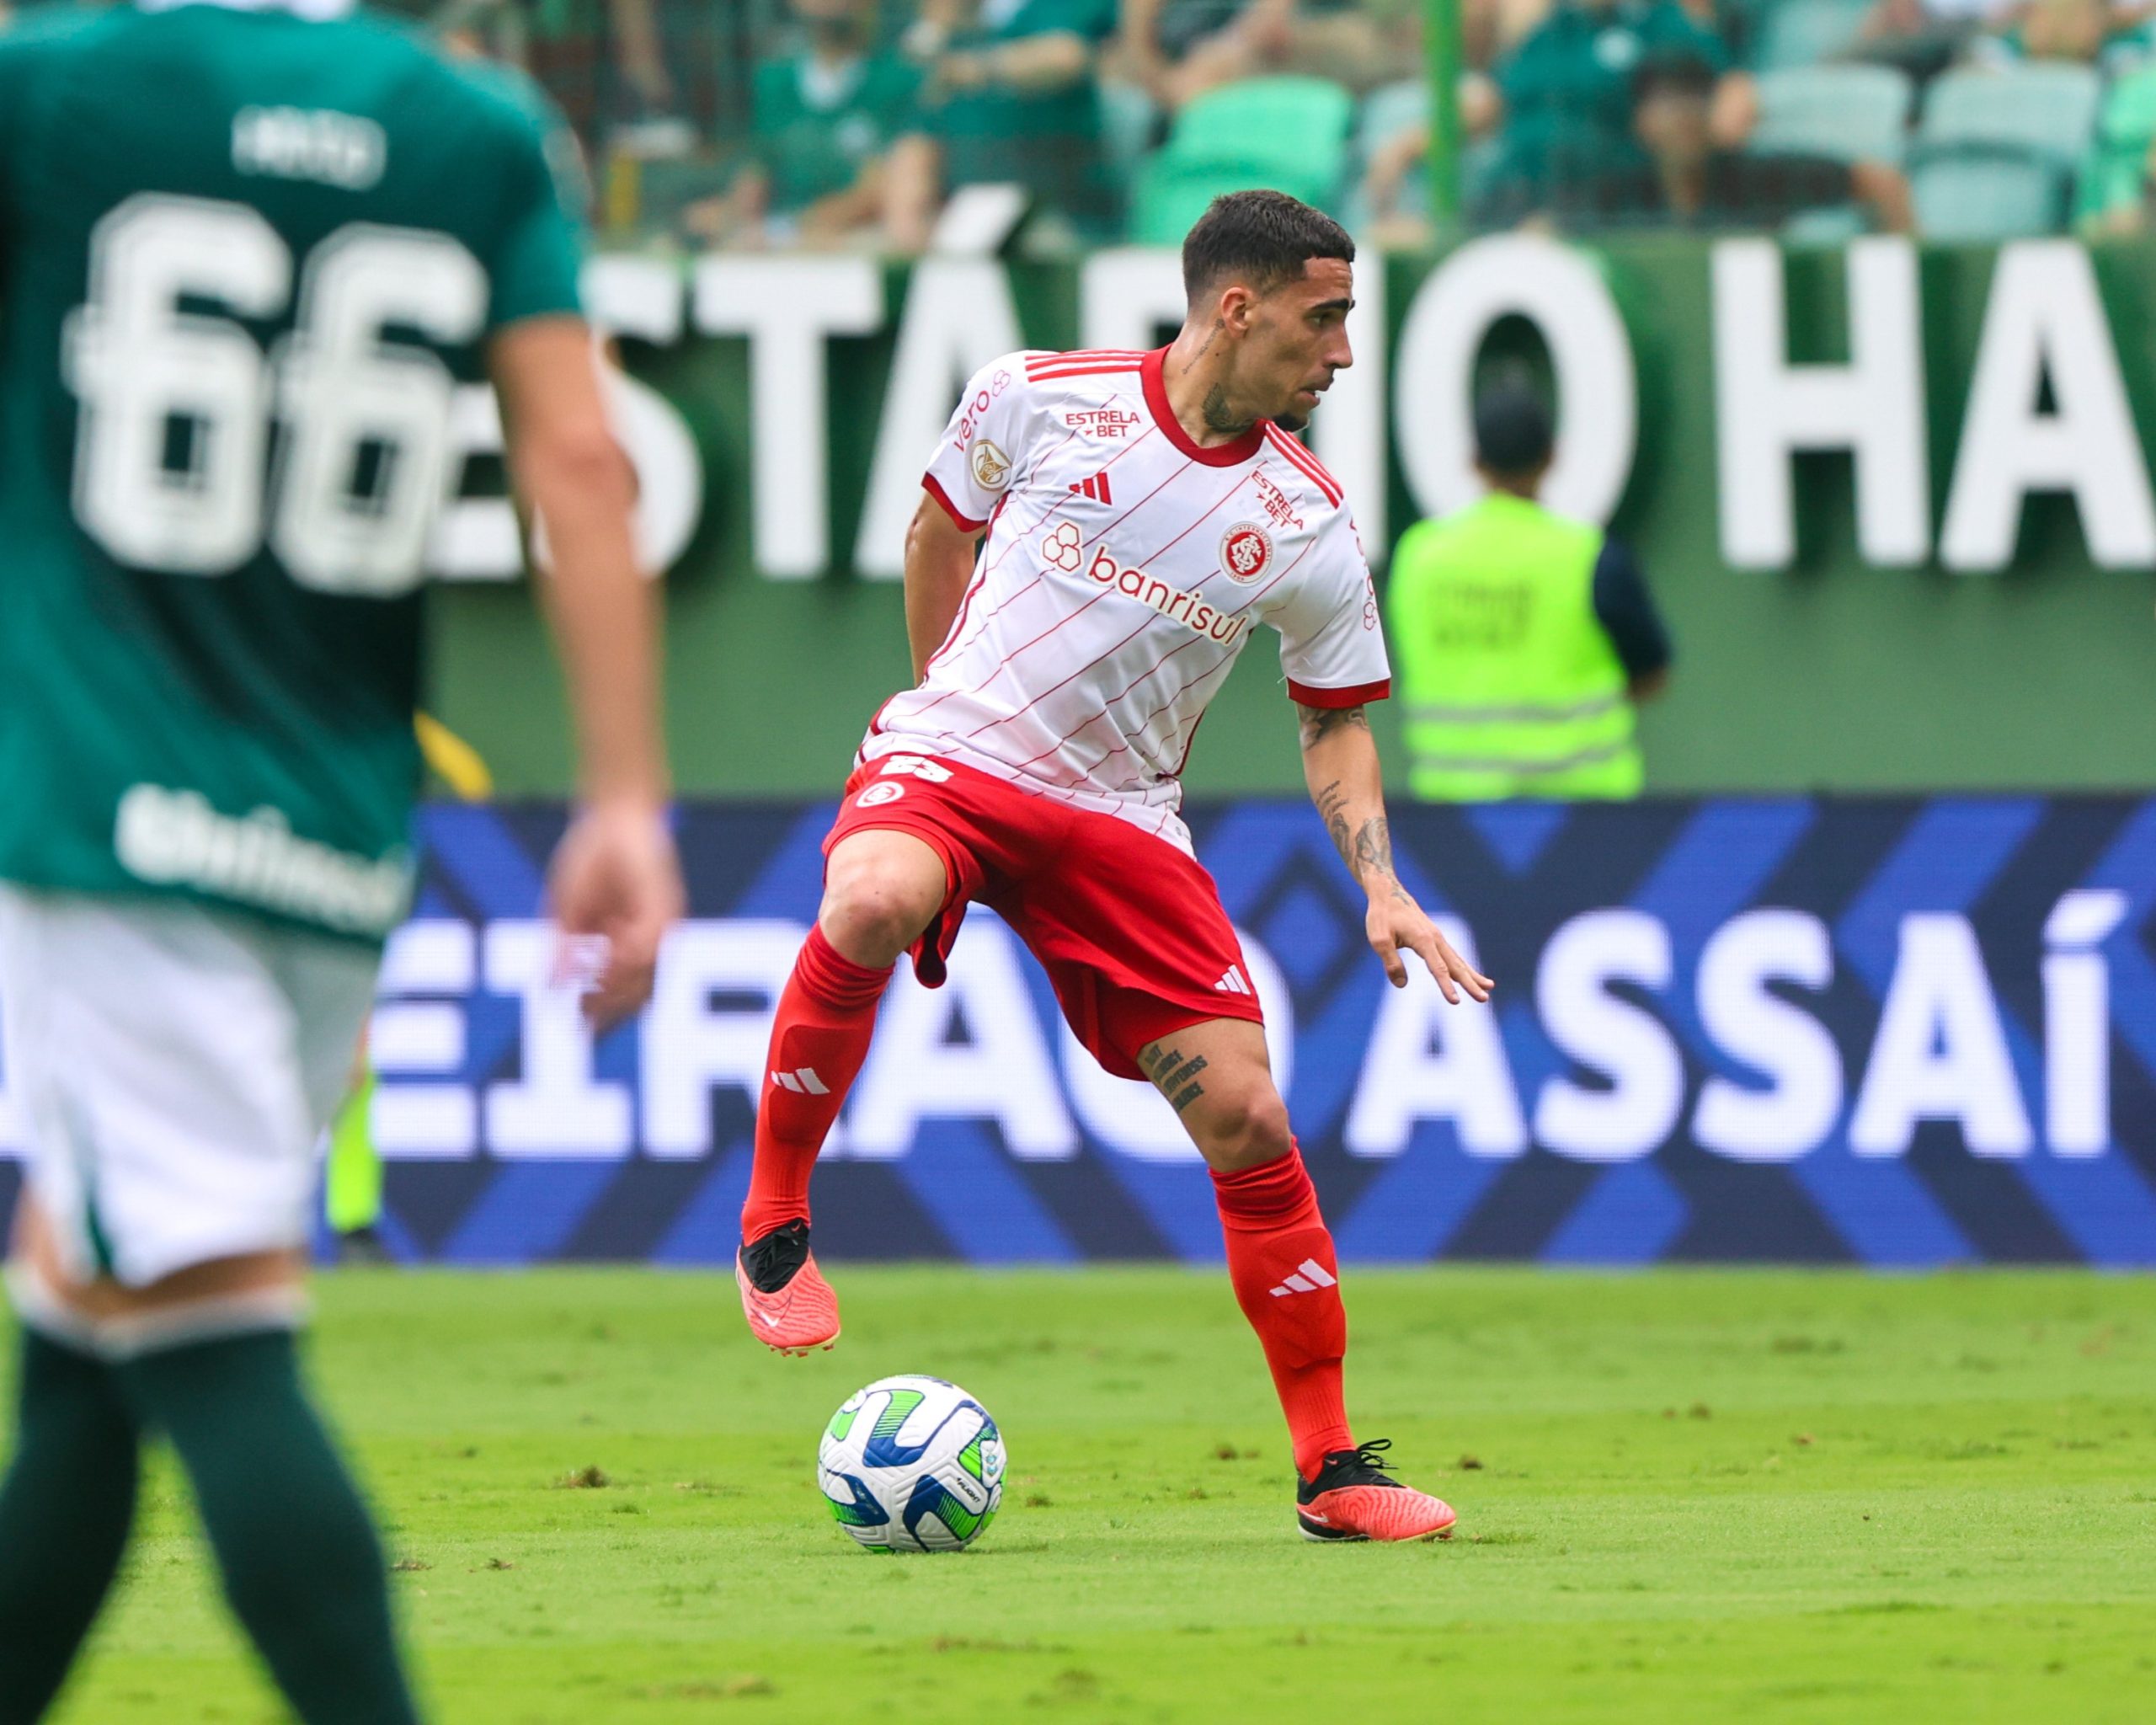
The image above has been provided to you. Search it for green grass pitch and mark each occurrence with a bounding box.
[16,1266,2156,1724]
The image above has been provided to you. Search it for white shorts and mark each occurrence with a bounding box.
[0,884,379,1288]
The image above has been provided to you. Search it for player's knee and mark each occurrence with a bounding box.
[1201,1081,1294,1172]
[819,868,934,968]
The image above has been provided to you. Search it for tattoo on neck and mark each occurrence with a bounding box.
[1201,384,1251,437]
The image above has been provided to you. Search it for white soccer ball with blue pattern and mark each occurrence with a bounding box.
[818,1375,1005,1552]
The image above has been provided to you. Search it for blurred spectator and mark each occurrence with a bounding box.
[888,0,1121,239]
[1476,0,1752,225]
[1971,0,2156,70]
[1856,0,2005,79]
[1462,0,1561,67]
[1362,0,1758,238]
[1579,49,1913,230]
[606,0,697,156]
[686,0,925,249]
[1115,0,1415,109]
[1385,376,1670,802]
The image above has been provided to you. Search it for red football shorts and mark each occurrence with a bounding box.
[823,756,1263,1080]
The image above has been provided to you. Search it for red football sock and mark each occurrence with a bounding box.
[741,925,892,1242]
[1212,1145,1353,1481]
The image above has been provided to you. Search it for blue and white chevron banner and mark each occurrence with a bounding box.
[5,796,2153,1266]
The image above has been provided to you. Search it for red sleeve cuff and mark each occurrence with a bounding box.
[922,473,988,534]
[1288,676,1390,709]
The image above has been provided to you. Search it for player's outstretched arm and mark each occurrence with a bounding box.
[1295,702,1493,1004]
[493,316,683,1025]
[905,491,985,681]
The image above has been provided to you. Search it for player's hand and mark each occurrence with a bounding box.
[547,798,684,1028]
[1366,889,1494,1004]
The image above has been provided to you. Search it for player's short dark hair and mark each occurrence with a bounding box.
[1182,190,1355,304]
[1473,372,1555,476]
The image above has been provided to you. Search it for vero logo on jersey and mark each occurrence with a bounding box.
[1083,547,1248,644]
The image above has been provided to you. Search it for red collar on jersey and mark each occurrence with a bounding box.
[1141,347,1269,468]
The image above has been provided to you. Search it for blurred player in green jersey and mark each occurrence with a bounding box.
[0,3,682,1719]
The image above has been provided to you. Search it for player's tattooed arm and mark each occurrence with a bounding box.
[1138,1042,1209,1114]
[1296,700,1493,1005]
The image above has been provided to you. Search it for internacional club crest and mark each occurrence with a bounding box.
[1220,522,1273,584]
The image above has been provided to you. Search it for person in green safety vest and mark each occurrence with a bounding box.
[1386,375,1672,800]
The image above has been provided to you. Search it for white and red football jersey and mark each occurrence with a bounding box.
[861,345,1389,854]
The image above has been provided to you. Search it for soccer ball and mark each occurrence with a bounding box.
[817,1375,1005,1552]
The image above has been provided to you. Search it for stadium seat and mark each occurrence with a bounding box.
[1357,77,1429,165]
[1168,76,1354,176]
[1907,65,2100,239]
[1910,142,2069,241]
[1918,64,2102,166]
[1753,0,1873,72]
[1131,76,1353,243]
[1749,64,1914,163]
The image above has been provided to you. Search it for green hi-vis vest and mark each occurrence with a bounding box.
[1386,493,1642,801]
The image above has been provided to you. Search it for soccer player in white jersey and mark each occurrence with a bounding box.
[736,190,1492,1543]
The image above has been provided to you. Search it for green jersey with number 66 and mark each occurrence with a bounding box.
[0,0,584,941]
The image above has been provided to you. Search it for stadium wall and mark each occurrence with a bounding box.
[6,795,2148,1266]
[430,232,2156,799]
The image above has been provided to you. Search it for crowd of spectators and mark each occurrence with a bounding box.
[8,0,2155,245]
[646,0,2156,248]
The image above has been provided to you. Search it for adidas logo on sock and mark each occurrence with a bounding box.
[1268,1258,1338,1297]
[771,1067,829,1095]
[1214,965,1252,996]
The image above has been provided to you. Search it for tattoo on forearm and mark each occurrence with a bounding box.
[1353,815,1396,884]
[1315,778,1353,880]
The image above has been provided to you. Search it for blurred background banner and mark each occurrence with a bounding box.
[9,793,2149,1267]
[432,238,2156,804]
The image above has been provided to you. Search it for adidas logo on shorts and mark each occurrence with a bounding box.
[1269,1259,1338,1298]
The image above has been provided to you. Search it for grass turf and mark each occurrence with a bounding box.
[14,1266,2156,1724]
